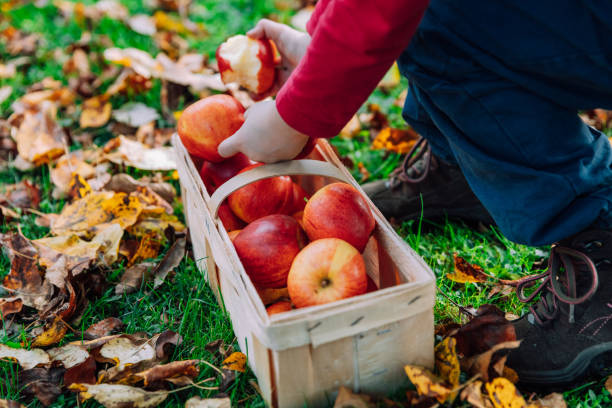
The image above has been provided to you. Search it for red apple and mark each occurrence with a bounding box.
[177,94,245,162]
[216,35,276,96]
[303,183,375,252]
[200,153,253,193]
[288,238,367,308]
[228,164,294,223]
[266,300,292,315]
[288,183,308,213]
[233,214,307,288]
[292,210,304,229]
[366,275,378,293]
[218,202,246,231]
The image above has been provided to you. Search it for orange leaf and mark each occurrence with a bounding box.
[31,316,68,347]
[446,254,490,283]
[371,127,419,154]
[222,351,246,373]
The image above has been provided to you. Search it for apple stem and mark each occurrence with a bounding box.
[320,278,331,288]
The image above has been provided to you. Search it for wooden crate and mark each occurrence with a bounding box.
[173,133,435,407]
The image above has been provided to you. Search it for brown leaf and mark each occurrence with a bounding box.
[80,95,111,128]
[98,336,156,371]
[0,344,50,369]
[155,330,183,361]
[105,173,176,203]
[371,127,419,154]
[461,341,521,382]
[130,359,199,386]
[128,232,161,266]
[460,381,491,408]
[115,262,156,295]
[333,386,373,408]
[606,375,612,396]
[357,162,370,182]
[0,297,23,317]
[447,254,490,283]
[222,351,246,373]
[64,355,97,387]
[185,396,232,408]
[84,317,125,339]
[31,316,68,347]
[0,180,41,209]
[152,236,186,287]
[339,115,361,139]
[34,234,101,280]
[535,393,566,408]
[13,101,66,165]
[19,367,64,407]
[69,383,169,407]
[485,377,529,408]
[404,365,451,404]
[454,304,517,358]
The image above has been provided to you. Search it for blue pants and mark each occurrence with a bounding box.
[397,0,612,246]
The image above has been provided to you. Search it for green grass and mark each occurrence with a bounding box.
[1,0,610,406]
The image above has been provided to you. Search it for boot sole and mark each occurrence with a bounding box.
[517,341,612,390]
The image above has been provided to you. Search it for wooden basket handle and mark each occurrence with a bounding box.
[208,159,352,217]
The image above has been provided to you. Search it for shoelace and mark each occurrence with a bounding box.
[388,137,433,188]
[516,245,599,326]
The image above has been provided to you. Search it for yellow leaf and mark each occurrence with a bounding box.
[378,62,401,90]
[50,152,95,196]
[222,351,246,373]
[128,212,185,240]
[404,365,451,403]
[371,127,420,154]
[434,337,460,401]
[51,191,144,237]
[339,115,361,139]
[67,173,93,200]
[31,316,68,347]
[485,377,528,408]
[14,102,66,165]
[446,254,490,283]
[128,233,161,266]
[80,95,111,128]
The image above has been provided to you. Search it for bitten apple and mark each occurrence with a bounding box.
[177,94,245,162]
[266,300,292,315]
[288,238,367,308]
[218,202,246,231]
[303,183,375,252]
[216,35,276,96]
[233,215,307,288]
[228,164,294,223]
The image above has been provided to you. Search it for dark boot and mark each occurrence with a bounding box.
[362,138,494,224]
[508,229,612,388]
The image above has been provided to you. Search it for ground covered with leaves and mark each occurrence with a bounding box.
[2,1,612,407]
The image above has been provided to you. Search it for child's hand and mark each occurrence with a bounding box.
[247,19,311,95]
[217,100,309,163]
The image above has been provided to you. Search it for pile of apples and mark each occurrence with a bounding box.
[177,36,379,315]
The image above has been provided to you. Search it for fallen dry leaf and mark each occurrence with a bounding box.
[105,173,176,203]
[115,262,156,295]
[462,340,521,382]
[34,234,101,279]
[112,102,160,128]
[0,180,41,209]
[333,386,372,408]
[84,317,125,339]
[155,330,183,361]
[128,359,199,386]
[447,254,490,284]
[0,85,12,104]
[222,351,246,373]
[153,236,186,287]
[51,191,144,236]
[0,400,25,408]
[80,95,111,128]
[128,232,161,266]
[47,344,90,369]
[31,316,68,347]
[49,152,96,198]
[339,114,361,139]
[98,336,156,371]
[454,304,517,358]
[404,365,451,404]
[434,337,460,400]
[485,377,529,408]
[0,344,50,369]
[185,396,231,408]
[69,383,168,408]
[371,127,419,154]
[19,367,64,407]
[105,136,176,171]
[460,381,491,408]
[0,297,23,317]
[535,393,566,408]
[13,101,66,165]
[64,355,97,387]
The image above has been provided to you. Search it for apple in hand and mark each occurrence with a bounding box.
[228,164,295,223]
[288,238,367,308]
[233,214,307,288]
[178,94,245,162]
[216,34,276,96]
[266,300,292,315]
[303,183,375,252]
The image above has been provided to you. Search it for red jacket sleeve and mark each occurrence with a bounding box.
[277,0,429,140]
[305,0,329,36]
